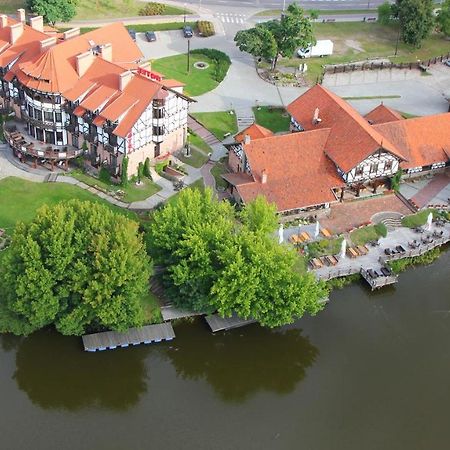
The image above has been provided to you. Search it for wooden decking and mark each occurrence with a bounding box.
[160,305,205,321]
[82,322,175,352]
[205,313,256,332]
[360,268,398,290]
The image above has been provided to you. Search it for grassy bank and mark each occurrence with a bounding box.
[350,224,387,246]
[388,247,442,273]
[0,177,136,230]
[177,147,209,168]
[253,106,291,133]
[191,111,238,140]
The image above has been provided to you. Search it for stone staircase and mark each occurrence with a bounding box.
[235,107,255,130]
[371,211,404,230]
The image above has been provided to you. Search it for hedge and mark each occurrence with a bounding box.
[139,2,165,16]
[197,20,215,37]
[191,48,231,83]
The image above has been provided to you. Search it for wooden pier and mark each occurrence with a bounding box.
[360,268,398,290]
[160,305,205,321]
[205,313,256,332]
[82,322,175,352]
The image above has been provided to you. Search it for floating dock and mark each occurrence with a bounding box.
[82,322,175,352]
[205,313,256,332]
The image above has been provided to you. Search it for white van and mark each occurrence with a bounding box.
[297,40,334,58]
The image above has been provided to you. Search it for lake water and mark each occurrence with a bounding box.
[0,250,449,450]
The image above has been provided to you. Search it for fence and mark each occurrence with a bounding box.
[316,266,361,281]
[318,52,450,83]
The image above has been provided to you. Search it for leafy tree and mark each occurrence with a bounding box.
[26,0,78,25]
[437,0,450,37]
[0,200,151,336]
[146,188,328,326]
[239,195,278,235]
[121,157,129,186]
[396,0,434,46]
[234,3,314,70]
[143,157,151,178]
[308,9,319,21]
[378,1,395,25]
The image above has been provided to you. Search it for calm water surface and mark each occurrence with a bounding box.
[0,251,449,450]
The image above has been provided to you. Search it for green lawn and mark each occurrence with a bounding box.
[307,237,343,259]
[177,147,209,168]
[140,291,162,324]
[189,132,212,154]
[401,209,439,228]
[152,53,220,96]
[274,22,450,84]
[350,224,387,246]
[210,158,229,190]
[74,0,190,20]
[0,177,135,231]
[191,111,238,140]
[253,106,291,133]
[68,170,161,203]
[0,0,24,13]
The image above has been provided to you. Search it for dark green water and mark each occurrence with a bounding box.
[1,251,449,450]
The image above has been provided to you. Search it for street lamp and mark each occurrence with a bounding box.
[187,37,191,74]
[282,0,286,11]
[184,2,186,24]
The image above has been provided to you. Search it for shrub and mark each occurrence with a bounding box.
[374,223,387,238]
[121,157,129,186]
[389,168,403,191]
[99,167,111,184]
[139,2,165,16]
[137,162,144,182]
[197,20,215,37]
[143,157,151,178]
[155,160,169,173]
[191,48,231,83]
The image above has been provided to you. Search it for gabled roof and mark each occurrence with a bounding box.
[286,84,405,172]
[231,129,345,212]
[234,123,274,143]
[374,113,450,169]
[364,104,404,125]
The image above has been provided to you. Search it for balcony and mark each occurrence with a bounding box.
[21,109,60,131]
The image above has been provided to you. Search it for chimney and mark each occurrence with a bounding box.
[17,8,25,23]
[40,37,57,52]
[76,50,95,77]
[119,71,133,91]
[99,43,112,62]
[0,15,8,28]
[9,23,23,44]
[261,169,268,184]
[312,107,321,125]
[63,28,80,40]
[29,16,44,32]
[243,134,251,145]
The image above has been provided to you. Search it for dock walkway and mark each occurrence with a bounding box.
[82,322,175,352]
[205,313,256,332]
[160,305,206,321]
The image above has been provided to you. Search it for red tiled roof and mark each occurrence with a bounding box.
[100,92,139,122]
[93,115,106,126]
[364,104,403,124]
[234,123,274,143]
[286,84,405,172]
[374,113,450,169]
[80,84,118,112]
[234,130,345,212]
[73,105,86,117]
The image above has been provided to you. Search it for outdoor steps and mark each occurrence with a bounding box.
[187,115,221,146]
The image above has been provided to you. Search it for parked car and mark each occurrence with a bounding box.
[145,31,157,42]
[444,60,450,67]
[183,25,193,38]
[128,29,136,41]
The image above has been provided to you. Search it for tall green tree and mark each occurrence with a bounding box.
[377,1,395,25]
[0,200,151,336]
[395,0,434,47]
[26,0,78,25]
[437,0,450,37]
[234,3,314,70]
[147,188,328,326]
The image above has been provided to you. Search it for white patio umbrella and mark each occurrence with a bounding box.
[278,224,284,244]
[340,238,347,259]
[314,220,320,239]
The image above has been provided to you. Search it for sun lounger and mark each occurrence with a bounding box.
[346,247,358,258]
[396,245,406,253]
[381,267,392,277]
[321,228,332,238]
[356,245,368,255]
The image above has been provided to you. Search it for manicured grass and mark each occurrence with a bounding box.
[275,22,450,84]
[140,291,162,324]
[0,0,24,13]
[307,237,343,258]
[0,177,135,231]
[191,111,238,140]
[253,106,291,133]
[189,132,212,154]
[350,223,387,246]
[255,8,376,16]
[401,209,436,228]
[68,170,161,203]
[152,53,221,96]
[74,0,190,20]
[211,159,228,190]
[178,147,209,168]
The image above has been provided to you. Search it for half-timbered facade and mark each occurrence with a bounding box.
[0,10,191,177]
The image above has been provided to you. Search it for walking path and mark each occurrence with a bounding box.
[411,173,450,208]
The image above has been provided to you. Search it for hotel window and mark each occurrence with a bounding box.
[370,163,378,174]
[56,132,63,143]
[355,166,364,177]
[28,104,33,117]
[34,109,42,121]
[385,160,393,171]
[55,112,62,123]
[44,111,53,122]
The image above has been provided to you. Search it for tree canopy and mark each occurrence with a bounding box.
[437,0,450,37]
[147,188,328,327]
[395,0,434,47]
[26,0,78,25]
[234,3,315,69]
[0,200,151,336]
[377,1,395,25]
